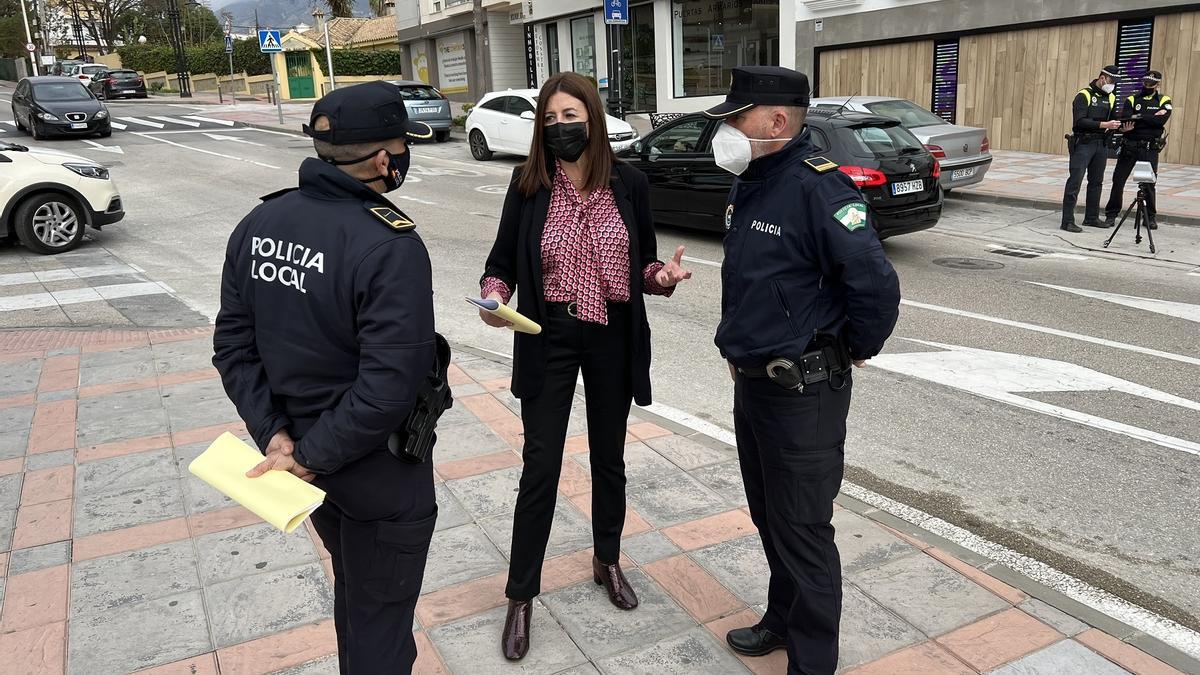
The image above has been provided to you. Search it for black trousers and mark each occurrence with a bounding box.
[310,449,438,675]
[734,373,852,675]
[1062,137,1109,226]
[506,303,633,600]
[1105,145,1160,222]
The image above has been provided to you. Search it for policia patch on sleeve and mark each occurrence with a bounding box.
[367,204,416,232]
[834,202,868,232]
[804,156,838,173]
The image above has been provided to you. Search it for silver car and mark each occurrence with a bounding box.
[811,96,991,190]
[385,80,453,142]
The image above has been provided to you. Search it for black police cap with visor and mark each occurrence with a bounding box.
[302,80,434,148]
[702,65,811,119]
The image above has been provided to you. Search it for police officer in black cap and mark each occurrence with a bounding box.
[1105,70,1172,229]
[213,80,440,674]
[703,66,901,674]
[1062,65,1123,232]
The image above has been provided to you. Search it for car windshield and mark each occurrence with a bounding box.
[836,123,924,158]
[863,100,947,128]
[81,65,107,74]
[110,71,139,79]
[33,82,93,101]
[399,85,440,100]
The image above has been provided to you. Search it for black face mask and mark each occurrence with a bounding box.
[1142,82,1158,94]
[322,147,410,192]
[543,122,589,162]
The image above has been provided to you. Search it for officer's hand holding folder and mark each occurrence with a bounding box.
[188,432,325,533]
[465,296,542,334]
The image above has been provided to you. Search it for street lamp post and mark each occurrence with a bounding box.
[313,8,336,93]
[166,0,193,97]
[19,0,39,76]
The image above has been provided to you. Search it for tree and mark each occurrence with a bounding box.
[325,0,353,18]
[368,0,388,17]
[119,0,221,50]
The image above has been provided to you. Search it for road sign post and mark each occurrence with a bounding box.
[604,0,628,119]
[226,36,236,106]
[259,30,284,124]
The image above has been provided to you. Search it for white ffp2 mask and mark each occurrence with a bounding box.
[1101,83,1116,94]
[711,123,779,175]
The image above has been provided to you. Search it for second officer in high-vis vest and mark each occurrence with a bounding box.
[1061,65,1123,233]
[1105,70,1172,229]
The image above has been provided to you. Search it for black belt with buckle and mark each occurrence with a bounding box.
[738,346,849,392]
[546,301,629,320]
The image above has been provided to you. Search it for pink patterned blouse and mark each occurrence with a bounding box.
[482,162,672,325]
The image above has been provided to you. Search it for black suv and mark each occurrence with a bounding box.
[89,69,148,99]
[617,110,942,238]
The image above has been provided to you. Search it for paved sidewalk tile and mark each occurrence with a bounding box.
[596,626,748,673]
[428,600,588,673]
[204,563,334,648]
[68,590,211,675]
[989,639,1131,674]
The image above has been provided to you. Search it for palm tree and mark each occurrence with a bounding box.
[368,0,387,17]
[325,0,353,18]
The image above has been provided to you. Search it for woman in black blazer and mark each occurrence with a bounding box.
[478,72,691,660]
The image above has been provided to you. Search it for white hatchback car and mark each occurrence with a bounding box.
[466,89,639,160]
[0,141,124,254]
[70,63,110,89]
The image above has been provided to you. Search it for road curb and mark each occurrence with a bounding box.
[451,341,1200,673]
[948,190,1200,228]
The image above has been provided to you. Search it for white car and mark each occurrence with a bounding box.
[68,63,109,89]
[0,141,124,254]
[466,89,639,160]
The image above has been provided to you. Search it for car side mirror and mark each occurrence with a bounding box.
[632,140,644,155]
[519,110,535,121]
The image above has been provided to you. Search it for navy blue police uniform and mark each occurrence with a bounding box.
[1062,65,1121,231]
[705,67,901,675]
[1105,70,1172,228]
[212,81,439,675]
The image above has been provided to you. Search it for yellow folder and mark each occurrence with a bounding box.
[188,432,326,533]
[465,297,542,334]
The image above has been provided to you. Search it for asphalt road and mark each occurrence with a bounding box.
[2,95,1198,634]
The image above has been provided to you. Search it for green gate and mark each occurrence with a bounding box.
[285,52,315,99]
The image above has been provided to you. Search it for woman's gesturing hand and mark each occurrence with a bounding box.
[479,292,513,328]
[655,246,693,288]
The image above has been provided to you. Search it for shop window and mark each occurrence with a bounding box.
[931,39,958,124]
[571,16,597,80]
[672,0,779,98]
[1115,18,1154,105]
[619,3,657,111]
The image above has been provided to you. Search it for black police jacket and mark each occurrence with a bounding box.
[481,162,663,406]
[1072,81,1117,135]
[1121,90,1172,141]
[213,157,436,474]
[715,130,901,367]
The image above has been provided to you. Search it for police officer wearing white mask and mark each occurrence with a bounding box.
[1062,65,1123,232]
[703,66,901,674]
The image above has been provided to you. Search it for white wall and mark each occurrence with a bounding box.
[488,11,528,89]
[794,0,941,20]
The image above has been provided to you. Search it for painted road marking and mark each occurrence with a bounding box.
[182,115,236,126]
[0,264,141,287]
[118,116,165,129]
[132,132,280,169]
[872,340,1200,456]
[0,282,169,312]
[1029,282,1200,324]
[109,121,127,130]
[150,115,200,128]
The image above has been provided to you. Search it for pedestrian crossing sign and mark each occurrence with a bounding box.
[258,30,282,53]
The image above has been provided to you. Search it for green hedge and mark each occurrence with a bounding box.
[313,49,405,77]
[117,40,271,77]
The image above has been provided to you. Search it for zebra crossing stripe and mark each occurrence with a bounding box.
[118,116,165,129]
[110,121,127,130]
[150,115,200,127]
[181,115,235,127]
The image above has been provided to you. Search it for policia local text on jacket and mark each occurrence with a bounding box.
[212,82,439,674]
[1105,71,1172,227]
[1062,66,1121,232]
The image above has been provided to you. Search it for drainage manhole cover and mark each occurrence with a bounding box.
[932,257,1006,270]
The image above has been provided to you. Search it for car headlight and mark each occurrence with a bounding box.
[37,111,60,121]
[63,163,109,180]
[94,110,108,119]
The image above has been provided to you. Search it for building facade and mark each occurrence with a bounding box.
[795,0,1200,164]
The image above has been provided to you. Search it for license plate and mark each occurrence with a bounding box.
[122,89,136,94]
[891,179,924,196]
[69,122,87,129]
[951,167,977,180]
[415,106,440,114]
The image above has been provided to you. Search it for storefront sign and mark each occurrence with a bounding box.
[411,41,430,84]
[524,24,537,87]
[436,33,469,94]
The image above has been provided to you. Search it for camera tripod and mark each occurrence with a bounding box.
[1103,182,1156,254]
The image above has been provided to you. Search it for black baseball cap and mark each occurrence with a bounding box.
[1100,65,1122,79]
[703,66,811,118]
[303,81,433,144]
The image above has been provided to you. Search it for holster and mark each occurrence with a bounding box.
[388,333,453,464]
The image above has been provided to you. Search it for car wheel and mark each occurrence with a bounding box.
[14,194,86,255]
[469,129,493,160]
[435,129,451,143]
[136,93,147,99]
[29,119,42,141]
[99,127,112,138]
[12,108,24,131]
[943,187,953,195]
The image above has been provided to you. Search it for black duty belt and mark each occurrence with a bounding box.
[738,346,849,392]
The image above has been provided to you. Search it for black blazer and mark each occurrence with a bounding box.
[481,161,663,406]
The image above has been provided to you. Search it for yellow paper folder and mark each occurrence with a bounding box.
[465,297,542,334]
[188,432,326,533]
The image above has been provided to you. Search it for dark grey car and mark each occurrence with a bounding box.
[385,80,453,142]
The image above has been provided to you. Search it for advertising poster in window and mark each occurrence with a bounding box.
[437,33,470,94]
[410,41,430,84]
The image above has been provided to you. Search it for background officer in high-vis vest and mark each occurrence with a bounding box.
[1105,69,1172,229]
[1061,65,1123,233]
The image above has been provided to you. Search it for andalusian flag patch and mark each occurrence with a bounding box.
[834,202,868,232]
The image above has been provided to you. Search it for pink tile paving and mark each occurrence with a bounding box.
[76,433,172,463]
[20,466,75,506]
[446,363,472,386]
[435,450,522,481]
[661,508,757,551]
[172,421,247,447]
[72,517,191,562]
[0,351,43,365]
[563,434,590,455]
[28,401,76,454]
[156,368,220,388]
[0,552,7,576]
[187,505,261,537]
[458,393,516,423]
[77,376,160,399]
[36,367,78,393]
[0,393,36,411]
[485,414,525,448]
[557,457,593,496]
[1075,629,1186,675]
[0,565,70,633]
[0,621,66,675]
[567,492,653,538]
[11,499,72,550]
[925,547,1028,605]
[843,641,974,675]
[643,554,744,622]
[704,609,789,675]
[415,571,509,628]
[0,457,24,476]
[41,354,80,373]
[412,631,449,674]
[132,652,219,675]
[627,422,672,441]
[215,619,338,673]
[935,607,1063,671]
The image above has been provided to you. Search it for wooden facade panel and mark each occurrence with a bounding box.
[957,21,1117,155]
[1154,11,1200,165]
[817,42,934,107]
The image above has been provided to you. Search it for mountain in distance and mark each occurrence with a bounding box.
[210,0,376,32]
